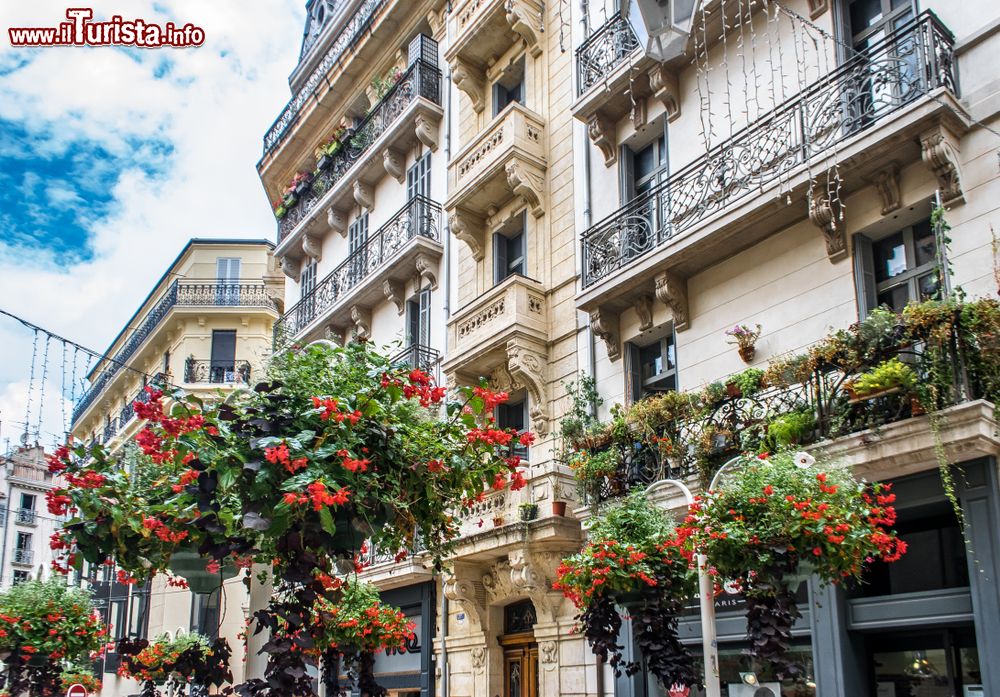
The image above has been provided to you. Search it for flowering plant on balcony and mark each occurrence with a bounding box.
[117,631,232,689]
[0,579,108,696]
[50,341,531,697]
[555,492,698,689]
[846,357,917,399]
[371,66,405,102]
[724,323,762,362]
[677,450,905,678]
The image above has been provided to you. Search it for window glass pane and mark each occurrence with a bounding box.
[874,232,907,281]
[634,143,657,180]
[850,0,884,33]
[918,272,940,301]
[873,647,950,696]
[507,233,525,276]
[913,220,936,267]
[639,343,664,381]
[877,283,911,312]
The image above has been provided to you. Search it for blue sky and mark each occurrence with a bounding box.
[0,1,304,446]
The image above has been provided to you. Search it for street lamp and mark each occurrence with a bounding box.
[622,0,697,62]
[643,456,744,697]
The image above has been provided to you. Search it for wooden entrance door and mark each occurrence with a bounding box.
[503,644,538,697]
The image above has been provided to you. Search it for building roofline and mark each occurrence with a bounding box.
[88,238,275,380]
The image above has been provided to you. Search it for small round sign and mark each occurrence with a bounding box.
[66,684,88,697]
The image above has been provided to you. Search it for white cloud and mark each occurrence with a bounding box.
[0,0,305,446]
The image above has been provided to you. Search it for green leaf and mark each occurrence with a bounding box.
[319,506,335,535]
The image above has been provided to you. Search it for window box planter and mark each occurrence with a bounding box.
[846,385,902,404]
[283,192,298,207]
[316,153,333,171]
[293,179,312,197]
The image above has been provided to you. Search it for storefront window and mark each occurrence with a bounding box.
[869,629,982,696]
[672,642,816,697]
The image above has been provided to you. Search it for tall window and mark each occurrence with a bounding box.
[844,0,918,124]
[497,399,529,459]
[407,288,431,349]
[493,57,525,116]
[19,493,34,512]
[854,219,938,316]
[407,152,432,237]
[494,215,526,285]
[348,213,369,284]
[210,330,237,384]
[626,330,678,401]
[14,531,32,565]
[618,127,669,259]
[216,257,241,305]
[847,0,915,52]
[191,589,221,640]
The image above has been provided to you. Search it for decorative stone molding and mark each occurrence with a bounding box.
[383,279,405,315]
[654,271,689,331]
[808,188,847,262]
[280,255,301,283]
[489,364,517,392]
[506,337,549,435]
[590,308,620,362]
[451,57,486,113]
[415,113,440,152]
[866,163,902,215]
[634,295,654,332]
[350,305,371,339]
[920,123,964,203]
[353,181,374,211]
[383,148,405,184]
[415,252,439,290]
[647,65,681,122]
[302,233,322,262]
[507,549,566,623]
[505,161,544,218]
[587,114,617,168]
[506,0,543,57]
[807,0,828,19]
[631,97,648,130]
[470,646,487,673]
[444,568,487,628]
[539,640,558,669]
[327,207,349,237]
[450,208,486,261]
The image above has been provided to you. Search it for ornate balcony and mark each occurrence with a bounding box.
[390,344,441,384]
[275,196,443,345]
[263,0,389,156]
[445,0,543,113]
[72,285,275,425]
[15,509,36,526]
[12,549,33,566]
[578,12,964,319]
[443,275,551,436]
[576,14,640,97]
[184,359,252,385]
[275,58,443,263]
[446,103,546,261]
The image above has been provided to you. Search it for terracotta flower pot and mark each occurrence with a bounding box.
[493,516,505,527]
[551,501,567,517]
[725,381,742,399]
[738,345,755,363]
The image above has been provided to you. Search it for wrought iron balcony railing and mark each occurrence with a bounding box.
[12,549,33,566]
[184,359,252,385]
[277,58,442,241]
[263,0,389,155]
[276,195,442,340]
[103,420,118,442]
[72,284,273,424]
[15,509,36,526]
[576,13,640,96]
[581,11,956,288]
[390,344,441,384]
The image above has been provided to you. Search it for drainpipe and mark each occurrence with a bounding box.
[440,593,449,697]
[579,0,596,388]
[443,62,453,329]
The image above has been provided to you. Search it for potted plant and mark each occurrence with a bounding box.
[555,492,698,688]
[678,450,906,678]
[292,171,313,197]
[568,449,619,503]
[493,513,506,527]
[519,502,539,521]
[733,367,765,397]
[118,631,232,692]
[764,408,815,448]
[725,323,762,363]
[846,357,917,401]
[273,200,287,220]
[551,499,568,516]
[60,667,102,693]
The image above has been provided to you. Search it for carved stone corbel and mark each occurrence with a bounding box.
[450,208,485,261]
[414,113,439,152]
[451,58,486,113]
[350,305,371,339]
[590,308,620,362]
[505,161,544,217]
[920,123,964,203]
[443,568,487,628]
[302,233,322,262]
[383,148,405,184]
[383,279,405,315]
[654,271,689,330]
[279,255,301,283]
[866,163,901,215]
[587,114,617,168]
[631,98,648,130]
[353,181,374,211]
[508,549,565,623]
[506,338,549,435]
[506,0,543,57]
[647,65,681,122]
[415,252,438,290]
[808,0,829,19]
[327,207,348,237]
[808,188,847,262]
[634,294,653,332]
